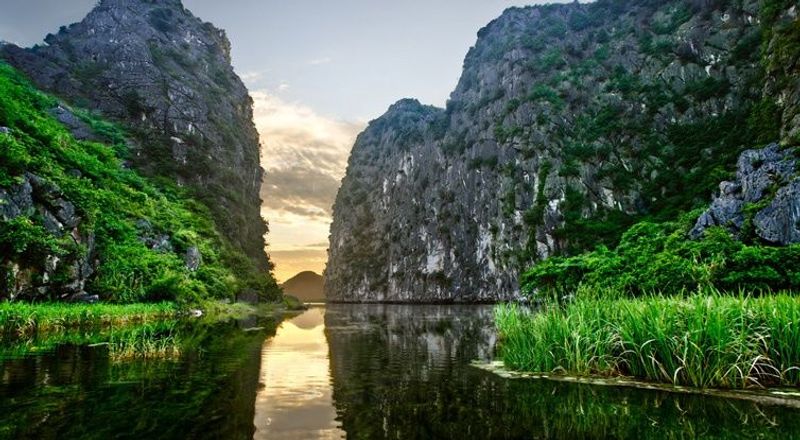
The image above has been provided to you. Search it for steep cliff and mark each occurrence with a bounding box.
[1,0,270,271]
[327,0,798,302]
[0,0,280,302]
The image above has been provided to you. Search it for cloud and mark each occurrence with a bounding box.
[252,90,364,218]
[308,56,332,66]
[240,71,265,85]
[306,242,330,248]
[252,90,365,280]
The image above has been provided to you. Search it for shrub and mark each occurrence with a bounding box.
[522,212,800,297]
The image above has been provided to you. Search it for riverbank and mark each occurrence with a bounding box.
[0,297,304,338]
[0,302,177,336]
[495,289,800,389]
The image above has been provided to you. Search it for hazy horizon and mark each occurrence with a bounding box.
[1,0,570,282]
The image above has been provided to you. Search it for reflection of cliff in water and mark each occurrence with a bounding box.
[324,304,505,439]
[0,319,278,439]
[325,304,800,440]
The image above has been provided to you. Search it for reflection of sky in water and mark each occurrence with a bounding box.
[253,307,344,439]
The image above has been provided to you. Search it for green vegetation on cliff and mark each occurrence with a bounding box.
[516,0,800,298]
[522,215,800,296]
[0,63,280,303]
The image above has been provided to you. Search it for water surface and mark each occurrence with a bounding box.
[1,304,799,439]
[254,307,343,439]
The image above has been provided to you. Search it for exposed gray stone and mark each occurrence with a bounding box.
[184,246,202,271]
[0,178,33,220]
[69,293,100,304]
[0,172,94,300]
[150,235,174,253]
[327,0,789,303]
[49,105,98,141]
[691,144,800,244]
[754,180,800,245]
[53,198,78,228]
[39,207,64,235]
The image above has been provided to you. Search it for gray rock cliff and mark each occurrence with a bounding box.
[691,143,800,245]
[326,0,798,302]
[1,0,270,270]
[0,172,95,300]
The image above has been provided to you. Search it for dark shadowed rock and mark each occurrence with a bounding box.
[0,178,34,220]
[184,246,202,271]
[754,180,800,245]
[49,106,98,141]
[691,144,800,245]
[0,173,95,299]
[69,293,100,304]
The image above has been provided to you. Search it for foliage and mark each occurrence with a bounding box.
[522,211,800,296]
[0,63,281,303]
[496,289,800,388]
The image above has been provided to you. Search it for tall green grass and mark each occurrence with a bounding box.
[107,321,182,360]
[0,302,176,336]
[495,288,800,389]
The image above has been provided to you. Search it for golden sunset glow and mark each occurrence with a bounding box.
[253,308,344,438]
[253,91,364,282]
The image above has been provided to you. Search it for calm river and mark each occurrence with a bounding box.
[1,304,799,439]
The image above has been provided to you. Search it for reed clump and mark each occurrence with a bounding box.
[495,287,800,389]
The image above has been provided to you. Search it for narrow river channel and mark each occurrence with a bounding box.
[1,304,799,439]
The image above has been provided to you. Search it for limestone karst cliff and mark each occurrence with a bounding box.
[1,0,270,271]
[0,0,279,301]
[326,0,799,302]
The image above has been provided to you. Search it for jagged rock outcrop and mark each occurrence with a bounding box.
[0,172,95,300]
[691,143,800,245]
[1,0,270,270]
[327,0,798,302]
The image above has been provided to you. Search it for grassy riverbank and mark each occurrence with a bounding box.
[0,299,295,359]
[496,289,800,389]
[0,302,177,335]
[0,297,301,338]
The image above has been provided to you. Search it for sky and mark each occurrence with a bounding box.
[1,0,568,282]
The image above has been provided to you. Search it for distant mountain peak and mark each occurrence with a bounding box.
[281,271,324,302]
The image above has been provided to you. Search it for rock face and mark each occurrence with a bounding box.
[327,0,798,302]
[691,143,800,245]
[0,173,95,300]
[1,0,270,270]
